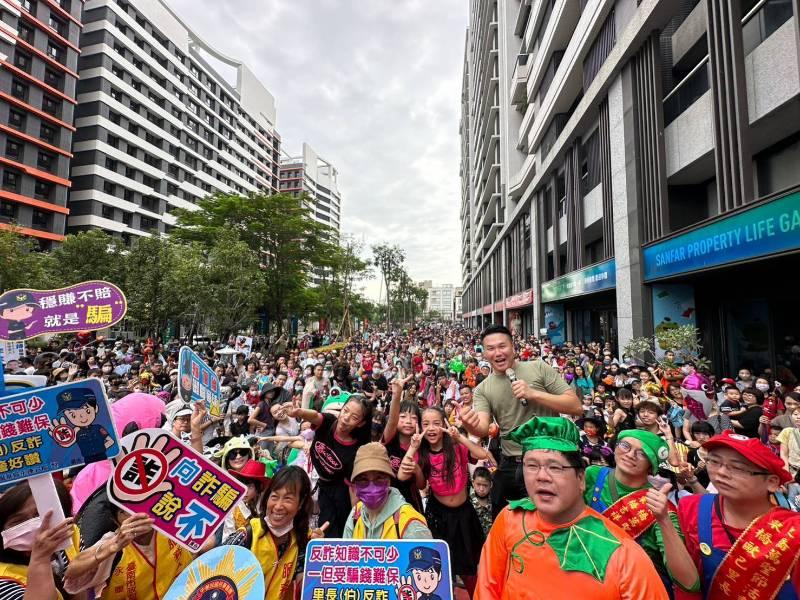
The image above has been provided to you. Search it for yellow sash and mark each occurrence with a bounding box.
[250,518,299,600]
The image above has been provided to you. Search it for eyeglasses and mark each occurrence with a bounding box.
[523,462,578,476]
[705,456,771,478]
[616,440,649,461]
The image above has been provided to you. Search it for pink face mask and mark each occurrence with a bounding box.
[2,517,41,552]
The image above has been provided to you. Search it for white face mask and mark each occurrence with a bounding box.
[755,383,770,392]
[265,515,294,537]
[2,517,42,552]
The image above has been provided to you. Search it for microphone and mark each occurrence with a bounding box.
[506,368,527,406]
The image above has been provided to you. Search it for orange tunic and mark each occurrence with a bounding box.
[476,506,669,600]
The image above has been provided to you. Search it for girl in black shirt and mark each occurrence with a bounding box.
[285,395,372,537]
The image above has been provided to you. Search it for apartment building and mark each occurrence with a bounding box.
[0,0,82,247]
[279,142,342,233]
[461,0,800,378]
[420,281,457,321]
[68,0,281,241]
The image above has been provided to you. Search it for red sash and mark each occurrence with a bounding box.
[709,508,800,599]
[604,488,675,539]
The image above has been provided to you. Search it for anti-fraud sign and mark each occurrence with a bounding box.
[107,429,246,552]
[302,540,453,600]
[178,346,222,417]
[0,281,127,341]
[0,378,120,484]
[164,545,265,600]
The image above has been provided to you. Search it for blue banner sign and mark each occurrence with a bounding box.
[541,259,616,303]
[643,190,800,281]
[178,346,222,417]
[302,539,453,600]
[0,378,120,484]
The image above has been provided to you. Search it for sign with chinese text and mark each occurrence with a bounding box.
[643,190,800,281]
[107,429,247,552]
[505,288,534,309]
[0,281,127,341]
[0,340,26,364]
[302,539,453,600]
[0,378,120,484]
[164,545,265,600]
[541,259,616,303]
[178,346,222,417]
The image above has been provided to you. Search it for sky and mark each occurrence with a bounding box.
[168,0,468,300]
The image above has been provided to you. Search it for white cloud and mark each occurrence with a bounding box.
[169,0,467,299]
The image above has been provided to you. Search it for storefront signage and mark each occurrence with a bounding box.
[643,191,800,281]
[505,289,534,308]
[482,304,492,315]
[541,259,616,303]
[493,301,505,312]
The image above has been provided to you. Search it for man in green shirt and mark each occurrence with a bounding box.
[584,429,699,597]
[461,324,581,515]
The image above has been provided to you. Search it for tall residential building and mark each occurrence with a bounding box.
[461,0,800,378]
[0,0,83,247]
[279,142,342,232]
[420,281,456,321]
[68,0,281,241]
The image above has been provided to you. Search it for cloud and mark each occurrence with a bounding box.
[168,0,467,299]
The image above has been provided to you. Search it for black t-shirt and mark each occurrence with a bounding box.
[735,405,763,438]
[310,412,359,483]
[719,400,740,415]
[383,432,423,512]
[372,375,389,392]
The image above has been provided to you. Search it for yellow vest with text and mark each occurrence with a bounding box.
[250,518,299,600]
[0,525,80,600]
[101,534,193,600]
[351,502,427,540]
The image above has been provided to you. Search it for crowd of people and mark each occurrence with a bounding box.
[1,322,799,599]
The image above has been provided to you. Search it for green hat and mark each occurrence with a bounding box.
[505,416,581,454]
[617,429,669,474]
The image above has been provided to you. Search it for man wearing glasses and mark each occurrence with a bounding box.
[676,431,800,599]
[584,430,699,597]
[476,416,667,599]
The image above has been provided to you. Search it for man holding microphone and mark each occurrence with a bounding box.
[460,324,581,515]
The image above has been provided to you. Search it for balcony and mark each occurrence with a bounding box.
[511,54,532,105]
[663,57,709,126]
[742,0,793,56]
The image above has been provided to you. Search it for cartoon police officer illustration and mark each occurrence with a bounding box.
[48,388,114,464]
[396,547,444,600]
[0,291,39,341]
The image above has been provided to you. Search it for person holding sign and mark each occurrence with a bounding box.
[584,430,698,597]
[343,442,431,540]
[675,431,800,599]
[476,417,668,599]
[0,481,79,600]
[64,493,194,600]
[223,466,325,600]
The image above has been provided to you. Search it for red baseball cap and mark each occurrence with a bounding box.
[703,431,792,484]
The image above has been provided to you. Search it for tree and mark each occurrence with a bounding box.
[0,227,54,291]
[48,229,125,286]
[371,244,405,331]
[171,192,339,333]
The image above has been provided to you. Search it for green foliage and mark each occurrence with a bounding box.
[372,243,406,329]
[48,229,125,286]
[0,227,55,291]
[624,325,711,369]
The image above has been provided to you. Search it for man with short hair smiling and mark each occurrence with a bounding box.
[676,431,800,599]
[476,417,667,599]
[461,324,581,514]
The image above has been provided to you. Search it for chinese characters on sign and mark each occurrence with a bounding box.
[302,540,453,600]
[107,429,246,551]
[0,281,127,341]
[0,379,120,484]
[178,346,222,417]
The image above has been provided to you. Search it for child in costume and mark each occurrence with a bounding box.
[475,416,669,600]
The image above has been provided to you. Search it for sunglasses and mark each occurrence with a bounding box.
[229,448,250,459]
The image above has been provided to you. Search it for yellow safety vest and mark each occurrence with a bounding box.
[250,518,299,600]
[0,525,80,599]
[101,534,193,600]
[351,502,427,540]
